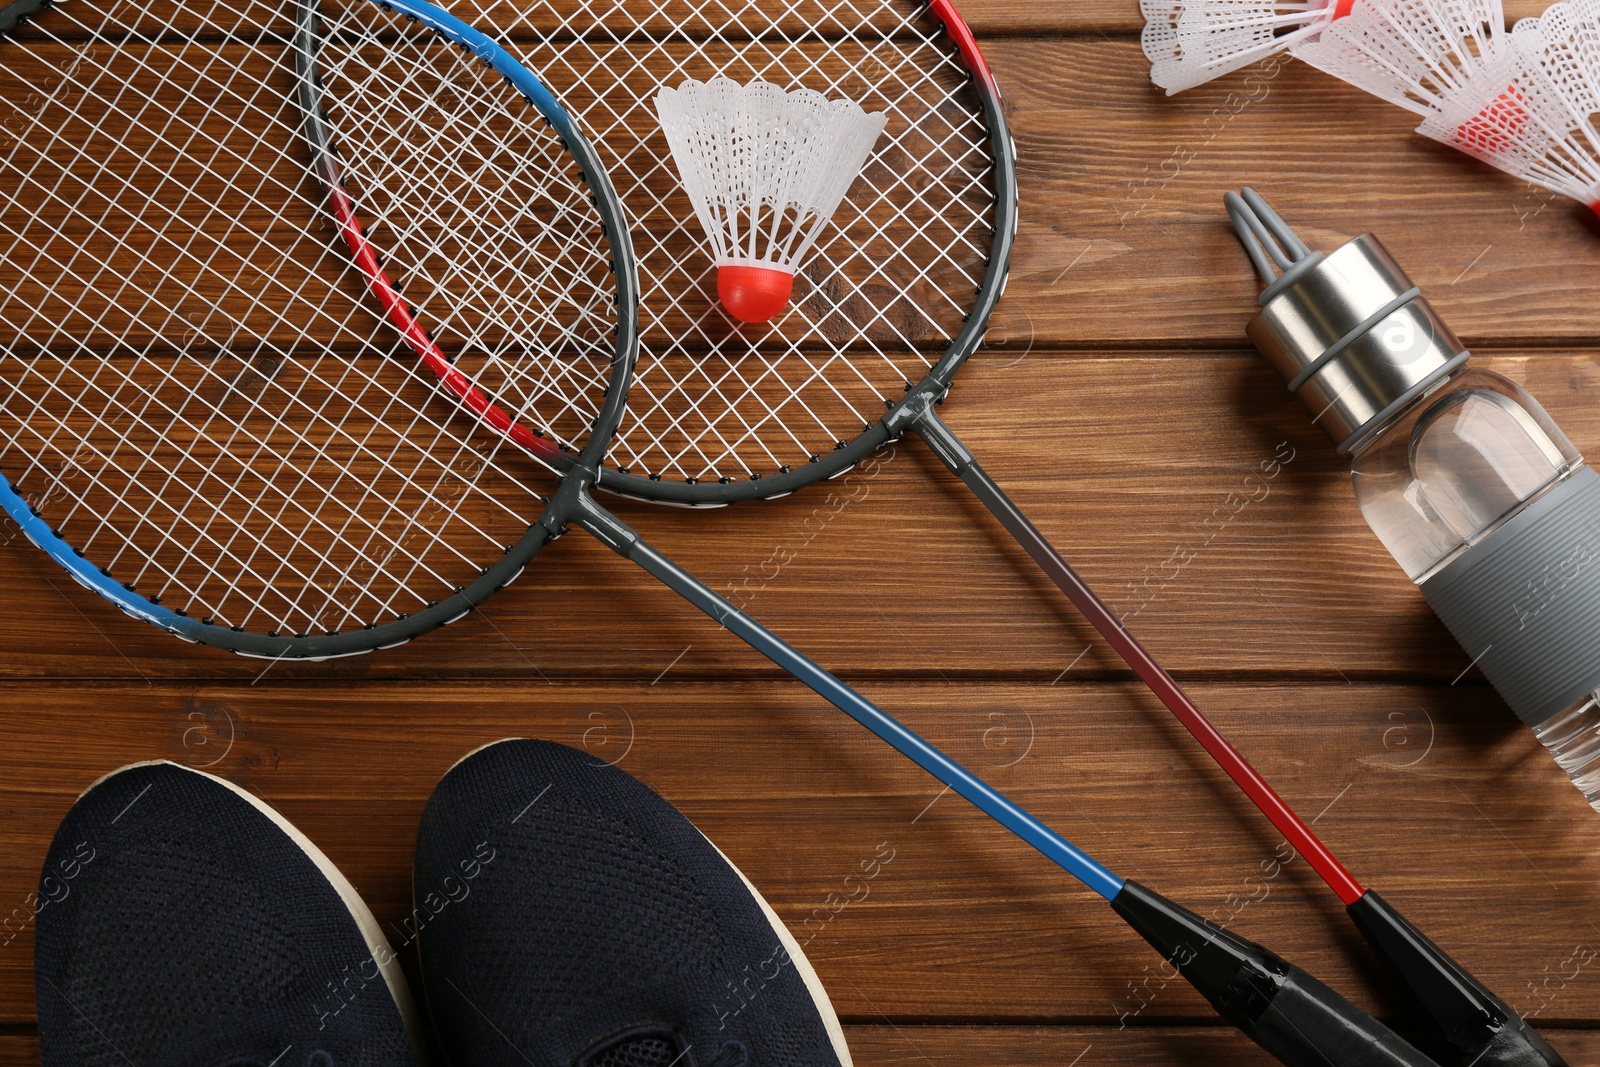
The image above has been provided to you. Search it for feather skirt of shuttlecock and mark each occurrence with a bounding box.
[656,77,887,323]
[1288,0,1506,115]
[1140,0,1339,93]
[1411,0,1600,208]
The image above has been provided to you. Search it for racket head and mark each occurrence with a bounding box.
[455,0,1017,506]
[0,0,636,658]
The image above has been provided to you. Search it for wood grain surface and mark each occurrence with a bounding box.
[2,0,1598,1064]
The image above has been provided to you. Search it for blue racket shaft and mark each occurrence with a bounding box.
[555,485,1441,1067]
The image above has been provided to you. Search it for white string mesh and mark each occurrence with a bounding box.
[457,0,997,485]
[0,0,619,637]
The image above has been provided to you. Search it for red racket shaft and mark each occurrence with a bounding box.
[910,412,1364,903]
[909,409,1573,1067]
[320,167,563,464]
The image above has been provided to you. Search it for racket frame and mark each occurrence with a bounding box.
[0,0,638,659]
[329,0,1017,508]
[586,0,1018,507]
[0,0,44,31]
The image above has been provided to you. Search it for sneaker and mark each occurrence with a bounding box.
[34,761,423,1067]
[412,739,851,1067]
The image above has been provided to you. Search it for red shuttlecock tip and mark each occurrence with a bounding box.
[717,264,794,324]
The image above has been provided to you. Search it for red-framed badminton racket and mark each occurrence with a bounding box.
[396,1,1559,1064]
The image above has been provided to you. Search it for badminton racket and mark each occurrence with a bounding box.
[0,1,1433,1061]
[293,10,1442,1061]
[404,2,1560,1065]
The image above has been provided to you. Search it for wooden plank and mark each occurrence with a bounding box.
[0,0,1593,1060]
[1,29,995,494]
[841,1027,1600,1066]
[988,37,1600,346]
[0,348,569,642]
[11,39,1592,356]
[0,39,619,352]
[2,0,1539,43]
[3,1026,1600,1067]
[0,679,1596,1024]
[970,0,1553,34]
[0,353,1587,683]
[0,0,1109,41]
[0,35,993,353]
[464,0,1080,36]
[862,1025,1594,1065]
[3,1026,1600,1066]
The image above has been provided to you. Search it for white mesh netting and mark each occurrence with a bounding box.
[0,0,620,636]
[460,0,999,486]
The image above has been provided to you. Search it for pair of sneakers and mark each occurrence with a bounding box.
[34,739,852,1067]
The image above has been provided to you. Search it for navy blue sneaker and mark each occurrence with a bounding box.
[412,739,851,1067]
[34,761,423,1067]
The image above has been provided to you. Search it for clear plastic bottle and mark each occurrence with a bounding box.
[1228,189,1600,808]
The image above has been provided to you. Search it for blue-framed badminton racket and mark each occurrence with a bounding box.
[0,0,1437,1061]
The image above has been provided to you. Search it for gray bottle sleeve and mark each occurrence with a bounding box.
[1420,465,1600,727]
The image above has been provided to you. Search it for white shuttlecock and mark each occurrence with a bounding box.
[655,77,886,324]
[1141,0,1345,93]
[1415,0,1600,209]
[1288,0,1506,117]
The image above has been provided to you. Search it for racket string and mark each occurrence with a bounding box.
[5,353,519,626]
[316,30,617,440]
[0,0,617,635]
[461,0,994,483]
[7,279,460,585]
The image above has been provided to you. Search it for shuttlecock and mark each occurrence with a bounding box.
[1414,0,1600,209]
[1141,0,1348,93]
[655,77,887,324]
[1288,0,1506,117]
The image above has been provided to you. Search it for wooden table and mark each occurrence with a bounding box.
[4,1,1600,1063]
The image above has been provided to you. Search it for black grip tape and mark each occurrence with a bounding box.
[1111,881,1438,1067]
[1349,890,1568,1067]
[1252,965,1444,1067]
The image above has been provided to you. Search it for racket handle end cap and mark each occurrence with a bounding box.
[1110,880,1440,1067]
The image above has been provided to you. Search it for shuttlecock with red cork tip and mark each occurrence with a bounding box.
[1284,0,1600,215]
[655,77,886,325]
[1417,0,1600,213]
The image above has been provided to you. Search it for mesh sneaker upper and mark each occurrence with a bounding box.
[413,740,846,1067]
[34,762,418,1067]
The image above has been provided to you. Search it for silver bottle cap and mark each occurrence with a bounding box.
[1228,192,1469,453]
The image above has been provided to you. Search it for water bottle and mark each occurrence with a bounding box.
[1227,188,1600,807]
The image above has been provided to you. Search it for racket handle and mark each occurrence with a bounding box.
[1348,890,1568,1067]
[1111,881,1439,1067]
